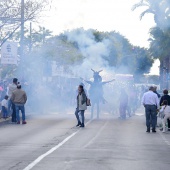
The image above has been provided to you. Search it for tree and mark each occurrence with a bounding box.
[132,0,170,30]
[0,0,50,46]
[149,27,170,59]
[132,0,170,88]
[92,30,152,76]
[10,26,53,52]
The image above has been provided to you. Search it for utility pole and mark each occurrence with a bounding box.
[20,0,25,59]
[29,22,32,52]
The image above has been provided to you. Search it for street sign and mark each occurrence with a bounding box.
[1,41,18,65]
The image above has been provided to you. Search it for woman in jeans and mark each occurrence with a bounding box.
[75,85,87,128]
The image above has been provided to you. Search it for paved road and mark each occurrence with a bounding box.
[0,112,170,170]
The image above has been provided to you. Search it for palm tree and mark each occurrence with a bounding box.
[132,0,170,29]
[149,26,170,88]
[133,0,170,88]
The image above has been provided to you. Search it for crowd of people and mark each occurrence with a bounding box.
[142,86,170,133]
[0,78,27,125]
[1,76,170,133]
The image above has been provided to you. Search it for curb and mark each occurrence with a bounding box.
[0,117,11,123]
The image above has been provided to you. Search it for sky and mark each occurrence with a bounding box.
[40,0,159,75]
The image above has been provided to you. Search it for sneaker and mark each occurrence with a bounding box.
[76,122,81,127]
[80,123,85,128]
[17,121,20,124]
[146,130,150,133]
[22,121,27,124]
[152,129,156,133]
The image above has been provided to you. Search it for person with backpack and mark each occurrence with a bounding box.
[75,85,87,128]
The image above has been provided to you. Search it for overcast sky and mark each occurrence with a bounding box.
[41,0,159,75]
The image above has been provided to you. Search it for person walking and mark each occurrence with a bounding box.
[142,86,159,133]
[8,78,18,122]
[11,84,27,124]
[160,89,170,131]
[75,85,87,128]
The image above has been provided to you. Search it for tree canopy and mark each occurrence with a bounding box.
[0,0,50,46]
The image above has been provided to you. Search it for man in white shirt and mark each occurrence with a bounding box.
[142,86,159,133]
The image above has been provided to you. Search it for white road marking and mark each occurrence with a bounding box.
[23,120,92,170]
[135,113,144,116]
[84,121,108,148]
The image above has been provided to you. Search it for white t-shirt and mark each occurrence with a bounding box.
[1,99,8,108]
[160,105,170,115]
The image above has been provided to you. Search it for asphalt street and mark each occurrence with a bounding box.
[0,110,170,170]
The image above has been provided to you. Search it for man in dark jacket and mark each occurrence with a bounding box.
[153,86,161,98]
[160,89,170,130]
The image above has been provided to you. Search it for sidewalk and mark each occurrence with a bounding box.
[0,117,10,123]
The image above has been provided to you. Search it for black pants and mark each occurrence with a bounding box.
[11,102,16,122]
[168,119,170,128]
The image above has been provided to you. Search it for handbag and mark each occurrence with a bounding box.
[86,98,91,106]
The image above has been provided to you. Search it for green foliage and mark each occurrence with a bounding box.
[0,27,153,79]
[0,0,51,46]
[132,0,170,29]
[133,0,170,59]
[58,28,152,76]
[149,27,170,60]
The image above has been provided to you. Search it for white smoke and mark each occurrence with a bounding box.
[65,28,115,79]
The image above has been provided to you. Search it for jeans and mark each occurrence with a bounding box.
[145,105,157,130]
[8,99,12,117]
[15,105,26,122]
[75,108,85,124]
[2,106,8,118]
[11,102,16,122]
[119,104,127,119]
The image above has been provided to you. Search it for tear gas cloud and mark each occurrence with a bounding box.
[10,28,144,117]
[65,29,114,80]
